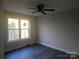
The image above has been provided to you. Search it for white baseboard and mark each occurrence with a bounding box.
[39,42,79,55]
[39,42,67,53]
[4,44,27,52]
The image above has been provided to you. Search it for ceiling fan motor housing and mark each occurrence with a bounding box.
[37,4,44,11]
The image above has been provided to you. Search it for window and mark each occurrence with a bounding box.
[8,18,30,42]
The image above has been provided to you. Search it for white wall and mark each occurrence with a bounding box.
[38,9,79,55]
[0,0,4,59]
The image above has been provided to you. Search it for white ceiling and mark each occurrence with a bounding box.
[3,0,79,16]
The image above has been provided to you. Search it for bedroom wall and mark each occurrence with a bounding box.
[0,0,4,59]
[38,9,79,55]
[4,11,38,52]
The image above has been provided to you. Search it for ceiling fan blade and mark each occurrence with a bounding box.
[32,10,38,14]
[41,11,46,15]
[28,8,37,10]
[43,9,55,11]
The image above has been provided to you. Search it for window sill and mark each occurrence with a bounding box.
[8,38,30,43]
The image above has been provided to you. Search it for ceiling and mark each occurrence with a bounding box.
[3,0,79,16]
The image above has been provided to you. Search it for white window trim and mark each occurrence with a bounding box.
[8,18,30,42]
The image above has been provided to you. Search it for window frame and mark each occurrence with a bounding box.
[8,18,30,42]
[20,19,30,40]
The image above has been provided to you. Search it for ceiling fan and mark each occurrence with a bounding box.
[29,4,55,15]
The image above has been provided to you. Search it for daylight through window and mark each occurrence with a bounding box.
[8,18,30,42]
